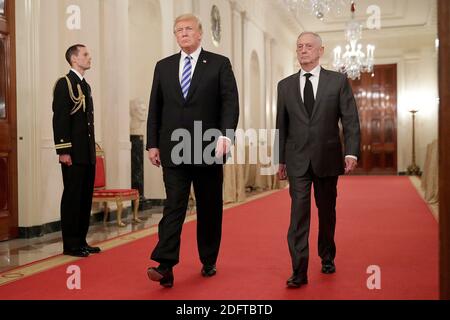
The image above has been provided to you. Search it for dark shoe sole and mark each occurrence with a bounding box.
[84,248,101,254]
[286,279,308,288]
[160,279,174,288]
[321,267,336,274]
[201,269,217,277]
[63,251,89,257]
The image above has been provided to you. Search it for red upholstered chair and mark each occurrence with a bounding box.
[93,144,141,227]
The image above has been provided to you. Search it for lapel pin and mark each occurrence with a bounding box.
[203,60,207,64]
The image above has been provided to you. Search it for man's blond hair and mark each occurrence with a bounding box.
[173,14,203,34]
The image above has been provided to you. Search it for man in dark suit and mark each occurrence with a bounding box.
[276,32,360,288]
[146,14,239,288]
[52,44,101,257]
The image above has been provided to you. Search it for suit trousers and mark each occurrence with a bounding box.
[60,163,96,251]
[151,165,223,267]
[287,164,338,276]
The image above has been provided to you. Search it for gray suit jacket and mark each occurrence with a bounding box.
[276,67,360,177]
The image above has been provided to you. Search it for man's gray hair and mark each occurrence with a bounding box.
[174,14,203,34]
[297,32,323,46]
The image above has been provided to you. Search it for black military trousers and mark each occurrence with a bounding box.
[60,163,96,251]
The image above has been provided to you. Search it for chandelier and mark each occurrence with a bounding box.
[332,1,375,80]
[282,0,347,20]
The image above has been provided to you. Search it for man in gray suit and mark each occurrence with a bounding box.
[276,32,360,288]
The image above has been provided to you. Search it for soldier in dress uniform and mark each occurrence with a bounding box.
[52,44,101,257]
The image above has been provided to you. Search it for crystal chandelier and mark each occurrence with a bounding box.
[282,0,347,20]
[332,2,375,80]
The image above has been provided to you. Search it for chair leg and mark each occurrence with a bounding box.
[132,198,142,223]
[116,200,126,227]
[103,202,109,224]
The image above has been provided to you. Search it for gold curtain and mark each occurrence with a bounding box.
[421,139,439,204]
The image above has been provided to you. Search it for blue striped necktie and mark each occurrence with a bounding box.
[181,56,192,99]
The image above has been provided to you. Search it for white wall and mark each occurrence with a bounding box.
[249,50,262,130]
[16,0,103,226]
[128,0,165,200]
[399,47,438,172]
[129,0,162,105]
[196,0,233,58]
[243,18,265,131]
[272,38,297,127]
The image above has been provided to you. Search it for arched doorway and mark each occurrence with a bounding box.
[248,51,262,130]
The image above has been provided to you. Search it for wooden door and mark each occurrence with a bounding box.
[350,64,398,175]
[0,0,18,240]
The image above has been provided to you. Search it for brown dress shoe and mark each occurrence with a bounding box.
[147,266,174,288]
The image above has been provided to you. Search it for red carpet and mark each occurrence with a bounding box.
[0,176,438,300]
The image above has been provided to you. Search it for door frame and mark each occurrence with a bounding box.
[438,0,450,300]
[0,0,18,240]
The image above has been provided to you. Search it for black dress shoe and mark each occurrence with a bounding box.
[147,266,174,288]
[321,260,336,274]
[82,245,101,254]
[63,249,90,257]
[201,265,217,277]
[286,273,308,288]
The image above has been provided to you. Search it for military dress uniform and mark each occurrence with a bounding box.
[52,70,96,253]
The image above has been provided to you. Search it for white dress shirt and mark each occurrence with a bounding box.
[299,65,321,101]
[179,46,202,83]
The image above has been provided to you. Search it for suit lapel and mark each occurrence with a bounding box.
[185,49,208,101]
[311,67,330,119]
[170,53,185,103]
[291,71,310,121]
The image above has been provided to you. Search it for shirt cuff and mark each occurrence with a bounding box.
[345,155,358,161]
[219,136,232,145]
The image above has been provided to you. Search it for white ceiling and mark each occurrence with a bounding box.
[272,0,437,36]
[266,0,438,63]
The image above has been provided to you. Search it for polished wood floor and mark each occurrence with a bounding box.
[0,208,164,274]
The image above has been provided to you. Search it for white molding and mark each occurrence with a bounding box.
[230,1,245,129]
[16,0,41,226]
[101,0,131,189]
[233,0,296,50]
[119,140,132,151]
